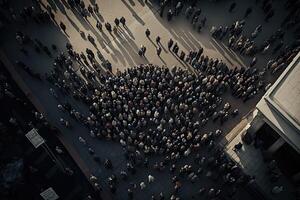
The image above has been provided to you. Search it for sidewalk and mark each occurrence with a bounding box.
[0,49,94,190]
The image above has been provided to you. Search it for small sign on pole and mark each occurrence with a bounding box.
[25,128,45,148]
[40,187,59,200]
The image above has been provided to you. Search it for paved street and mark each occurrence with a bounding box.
[0,0,298,199]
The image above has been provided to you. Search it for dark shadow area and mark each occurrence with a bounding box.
[121,0,146,25]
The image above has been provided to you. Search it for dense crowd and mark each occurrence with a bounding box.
[41,42,269,199]
[1,0,299,199]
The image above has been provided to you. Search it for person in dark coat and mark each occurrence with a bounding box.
[145,28,151,37]
[114,18,119,27]
[168,38,174,49]
[60,21,66,32]
[167,9,173,21]
[105,22,112,32]
[157,46,162,56]
[120,16,126,26]
[156,36,161,44]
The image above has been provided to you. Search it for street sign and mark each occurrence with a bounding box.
[25,128,45,148]
[40,187,59,200]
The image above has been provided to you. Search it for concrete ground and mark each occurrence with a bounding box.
[0,0,298,199]
[224,111,297,200]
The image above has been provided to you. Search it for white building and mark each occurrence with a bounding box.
[247,52,300,182]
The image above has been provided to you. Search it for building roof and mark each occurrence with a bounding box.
[257,52,300,153]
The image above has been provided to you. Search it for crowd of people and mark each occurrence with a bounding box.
[1,0,300,199]
[41,36,270,199]
[158,0,300,74]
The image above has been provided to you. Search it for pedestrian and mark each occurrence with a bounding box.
[140,182,146,190]
[142,45,146,56]
[250,57,257,67]
[192,8,201,21]
[148,174,155,183]
[128,188,133,199]
[173,43,179,54]
[179,51,185,60]
[168,38,174,49]
[185,6,193,19]
[156,36,161,44]
[160,1,166,17]
[172,43,178,52]
[145,28,150,37]
[60,21,66,32]
[167,9,173,21]
[114,18,119,27]
[96,21,102,31]
[87,34,95,45]
[120,16,126,26]
[88,5,93,14]
[197,25,202,32]
[105,22,112,32]
[157,46,162,56]
[94,3,99,14]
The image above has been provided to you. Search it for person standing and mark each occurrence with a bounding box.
[173,43,179,54]
[145,28,151,37]
[157,46,162,56]
[120,16,126,26]
[167,9,173,21]
[105,22,112,33]
[96,20,102,31]
[94,3,99,14]
[156,36,161,44]
[114,18,120,27]
[168,38,174,49]
[160,1,166,17]
[60,21,66,32]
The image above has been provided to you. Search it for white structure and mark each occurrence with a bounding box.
[25,128,45,148]
[247,52,300,181]
[40,187,59,200]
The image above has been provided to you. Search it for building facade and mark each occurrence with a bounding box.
[246,52,300,183]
